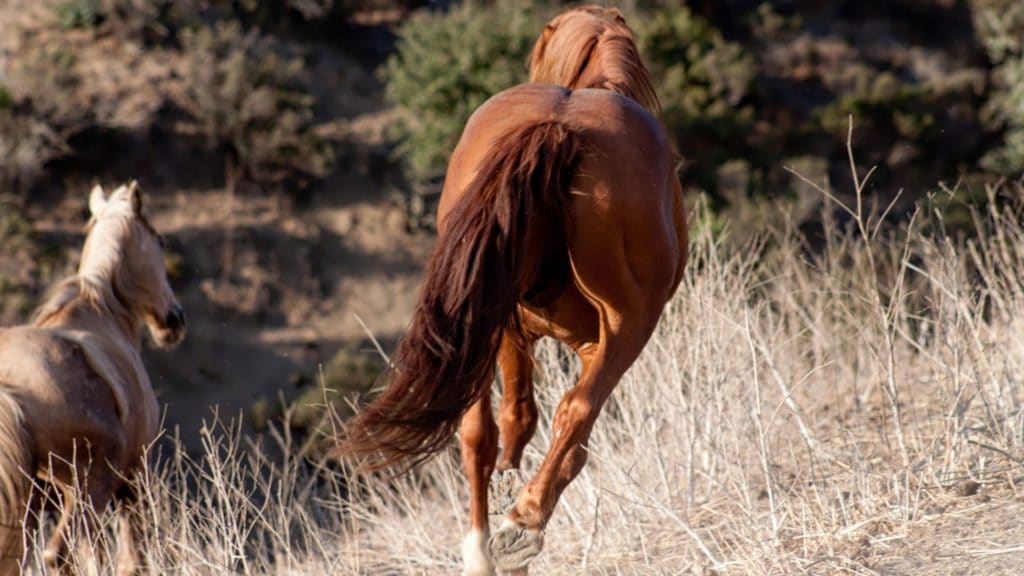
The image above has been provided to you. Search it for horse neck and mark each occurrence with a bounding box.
[533,25,660,115]
[582,38,659,114]
[33,278,145,353]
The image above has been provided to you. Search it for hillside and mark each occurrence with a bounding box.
[2,0,1022,444]
[1,0,433,446]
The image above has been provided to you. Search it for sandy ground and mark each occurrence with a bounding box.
[874,488,1024,575]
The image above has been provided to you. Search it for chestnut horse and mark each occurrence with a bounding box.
[343,6,685,575]
[0,182,185,574]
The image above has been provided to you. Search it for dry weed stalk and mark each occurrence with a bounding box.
[18,130,1024,574]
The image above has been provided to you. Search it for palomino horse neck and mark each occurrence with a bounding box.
[529,5,660,114]
[34,183,182,349]
[29,181,184,476]
[0,182,184,574]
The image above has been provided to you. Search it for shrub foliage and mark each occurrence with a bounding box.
[973,0,1024,175]
[181,21,331,192]
[635,4,755,193]
[379,1,549,183]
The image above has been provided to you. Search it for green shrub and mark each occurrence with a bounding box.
[2,37,98,194]
[181,21,332,192]
[231,0,334,22]
[634,5,755,192]
[380,1,548,183]
[814,68,936,139]
[0,109,68,196]
[56,0,102,29]
[636,6,753,124]
[0,201,38,324]
[0,33,87,197]
[57,0,199,43]
[101,0,189,43]
[0,85,11,111]
[973,0,1024,175]
[10,44,84,126]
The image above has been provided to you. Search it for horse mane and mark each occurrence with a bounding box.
[529,5,660,114]
[31,277,84,325]
[32,207,141,332]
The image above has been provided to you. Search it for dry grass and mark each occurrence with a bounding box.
[20,156,1024,575]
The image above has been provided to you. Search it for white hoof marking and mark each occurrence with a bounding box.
[462,528,494,576]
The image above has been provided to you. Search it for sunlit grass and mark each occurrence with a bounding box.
[24,159,1024,575]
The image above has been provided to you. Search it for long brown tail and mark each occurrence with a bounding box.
[0,390,31,574]
[341,121,581,469]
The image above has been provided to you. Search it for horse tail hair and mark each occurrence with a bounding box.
[341,121,581,469]
[0,389,31,570]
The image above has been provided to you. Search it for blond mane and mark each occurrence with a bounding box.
[32,188,146,330]
[529,6,660,114]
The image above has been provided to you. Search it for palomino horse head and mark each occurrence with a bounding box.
[81,181,186,346]
[529,5,660,114]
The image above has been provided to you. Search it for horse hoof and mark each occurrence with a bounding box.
[489,519,543,572]
[488,468,524,516]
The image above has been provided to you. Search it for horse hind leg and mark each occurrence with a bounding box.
[40,434,125,574]
[489,311,658,572]
[41,479,75,572]
[114,483,142,576]
[489,333,537,518]
[45,475,123,575]
[496,332,538,473]
[460,383,499,576]
[488,345,623,573]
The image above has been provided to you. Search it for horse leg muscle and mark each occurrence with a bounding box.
[460,384,498,576]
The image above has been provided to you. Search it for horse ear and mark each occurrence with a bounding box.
[529,23,557,77]
[606,7,626,26]
[127,180,143,214]
[541,22,557,41]
[89,185,107,217]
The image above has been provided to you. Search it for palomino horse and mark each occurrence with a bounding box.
[343,6,685,575]
[0,182,185,574]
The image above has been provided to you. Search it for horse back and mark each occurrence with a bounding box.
[445,84,681,283]
[443,85,674,220]
[0,326,149,471]
[439,84,685,340]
